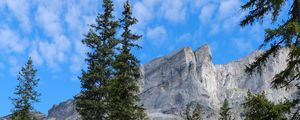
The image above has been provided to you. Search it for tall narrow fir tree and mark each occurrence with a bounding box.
[108,0,147,119]
[219,98,234,120]
[75,0,118,119]
[10,57,40,120]
[185,103,203,120]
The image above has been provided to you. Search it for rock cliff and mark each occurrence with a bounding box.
[1,45,296,120]
[137,45,295,119]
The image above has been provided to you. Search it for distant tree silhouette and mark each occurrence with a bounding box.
[10,57,40,120]
[243,91,293,120]
[219,98,234,120]
[185,103,203,120]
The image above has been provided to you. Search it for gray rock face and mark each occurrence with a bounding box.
[46,99,80,120]
[7,45,295,120]
[138,45,295,119]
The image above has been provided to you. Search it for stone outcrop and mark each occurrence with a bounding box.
[46,99,79,120]
[2,45,296,120]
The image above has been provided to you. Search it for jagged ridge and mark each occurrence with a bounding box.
[1,45,296,120]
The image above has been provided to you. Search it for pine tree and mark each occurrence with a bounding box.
[192,104,203,120]
[185,103,203,120]
[241,0,300,89]
[108,0,147,119]
[185,103,192,120]
[242,91,293,120]
[219,98,234,120]
[10,57,40,120]
[241,0,300,118]
[74,0,119,119]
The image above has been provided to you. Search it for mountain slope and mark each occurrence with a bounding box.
[2,45,296,120]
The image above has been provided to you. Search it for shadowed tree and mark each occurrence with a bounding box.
[74,0,119,119]
[108,0,147,119]
[185,103,203,120]
[241,0,300,118]
[10,57,40,120]
[219,98,234,120]
[242,91,293,120]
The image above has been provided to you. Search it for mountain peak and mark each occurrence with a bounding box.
[4,45,294,120]
[194,44,212,65]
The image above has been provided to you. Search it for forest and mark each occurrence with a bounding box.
[2,0,300,120]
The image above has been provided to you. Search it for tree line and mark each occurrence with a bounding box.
[9,0,146,119]
[7,0,300,119]
[184,91,295,120]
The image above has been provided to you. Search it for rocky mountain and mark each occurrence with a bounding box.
[1,45,296,120]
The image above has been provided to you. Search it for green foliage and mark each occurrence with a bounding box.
[241,0,300,118]
[242,0,300,76]
[10,57,40,120]
[219,99,234,120]
[75,0,146,119]
[240,0,286,26]
[185,103,203,120]
[74,0,118,119]
[108,0,147,119]
[11,112,37,120]
[242,91,293,120]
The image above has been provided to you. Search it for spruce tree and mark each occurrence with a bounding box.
[242,91,293,120]
[108,0,146,119]
[241,0,300,118]
[74,0,118,119]
[10,57,40,120]
[185,103,203,120]
[219,98,234,120]
[192,104,203,120]
[241,0,300,89]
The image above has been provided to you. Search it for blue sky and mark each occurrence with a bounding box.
[0,0,290,116]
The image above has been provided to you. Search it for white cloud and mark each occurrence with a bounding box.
[177,33,192,42]
[233,38,254,54]
[197,0,244,34]
[64,1,96,34]
[133,1,154,30]
[37,35,71,68]
[210,41,219,53]
[0,28,27,53]
[36,5,62,37]
[160,0,186,22]
[194,0,202,7]
[37,42,57,68]
[65,4,81,30]
[0,0,267,84]
[193,0,215,8]
[29,48,43,66]
[222,12,244,32]
[147,26,167,46]
[8,56,21,76]
[70,55,83,74]
[0,0,5,10]
[70,40,87,74]
[133,0,188,30]
[199,3,217,23]
[209,24,220,35]
[218,0,241,20]
[6,0,31,32]
[0,0,100,78]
